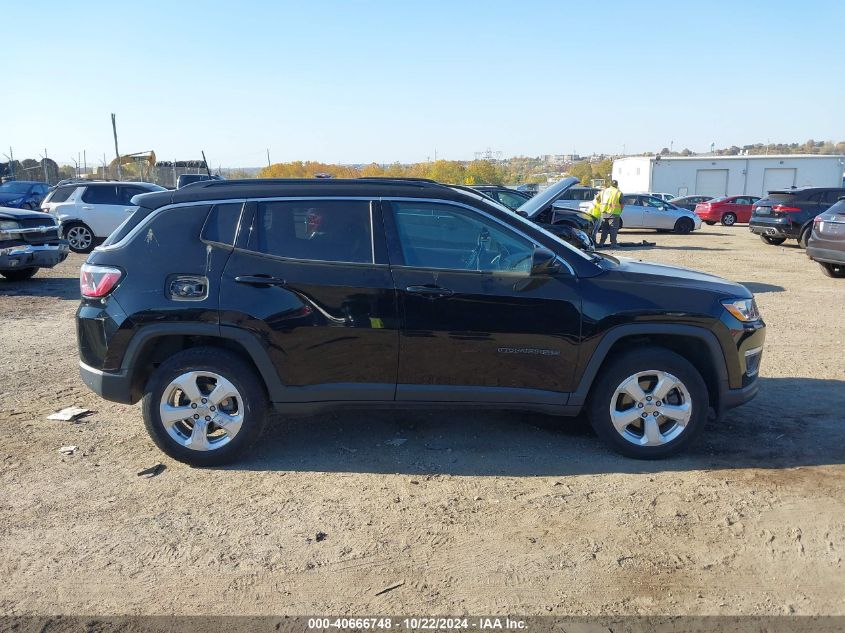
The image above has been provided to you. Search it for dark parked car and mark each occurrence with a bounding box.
[669,195,712,212]
[76,178,765,466]
[806,199,845,278]
[0,181,50,210]
[0,206,69,280]
[749,187,845,247]
[176,173,225,189]
[471,186,532,210]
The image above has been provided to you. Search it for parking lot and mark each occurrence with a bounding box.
[1,224,843,616]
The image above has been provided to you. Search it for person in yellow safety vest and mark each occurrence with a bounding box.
[588,192,602,241]
[597,179,623,248]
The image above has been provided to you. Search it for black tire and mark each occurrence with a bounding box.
[674,217,694,234]
[0,267,38,281]
[704,221,716,226]
[63,222,95,253]
[798,227,812,249]
[141,347,269,466]
[819,262,845,278]
[587,347,709,459]
[721,212,737,226]
[760,235,786,245]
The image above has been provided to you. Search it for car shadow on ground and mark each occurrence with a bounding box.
[0,276,79,300]
[738,282,785,293]
[598,244,730,253]
[230,377,845,476]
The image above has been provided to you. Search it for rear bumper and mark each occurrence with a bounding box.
[0,242,69,270]
[749,218,797,238]
[806,245,845,265]
[79,361,134,405]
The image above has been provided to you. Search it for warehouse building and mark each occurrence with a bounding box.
[612,155,845,198]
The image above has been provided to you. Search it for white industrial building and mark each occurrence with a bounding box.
[612,155,845,198]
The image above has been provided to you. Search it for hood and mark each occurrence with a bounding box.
[516,177,579,218]
[0,206,51,221]
[613,256,751,297]
[0,193,26,204]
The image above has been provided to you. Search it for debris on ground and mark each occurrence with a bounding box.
[136,463,166,478]
[47,407,92,422]
[315,531,327,542]
[374,580,405,596]
[385,438,407,446]
[57,446,78,455]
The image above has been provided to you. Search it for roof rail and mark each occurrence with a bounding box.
[195,177,447,189]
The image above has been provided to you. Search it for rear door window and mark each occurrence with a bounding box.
[247,199,374,264]
[201,203,243,246]
[81,185,121,205]
[118,186,152,205]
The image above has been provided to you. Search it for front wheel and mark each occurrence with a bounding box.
[819,262,845,278]
[63,222,95,253]
[141,347,269,466]
[674,217,694,234]
[721,212,737,226]
[1,267,38,281]
[760,235,786,245]
[587,347,709,459]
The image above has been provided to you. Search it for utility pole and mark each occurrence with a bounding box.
[266,148,271,168]
[42,148,49,183]
[8,147,13,178]
[83,150,87,175]
[111,113,122,180]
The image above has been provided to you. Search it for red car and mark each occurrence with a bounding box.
[695,196,760,226]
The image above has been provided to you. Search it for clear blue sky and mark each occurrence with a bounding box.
[4,0,843,167]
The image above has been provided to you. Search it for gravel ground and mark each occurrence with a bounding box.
[1,225,843,616]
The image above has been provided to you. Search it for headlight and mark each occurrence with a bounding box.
[722,298,760,322]
[0,220,21,240]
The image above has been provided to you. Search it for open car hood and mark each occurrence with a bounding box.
[516,176,580,219]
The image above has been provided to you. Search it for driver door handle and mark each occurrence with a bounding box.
[406,285,454,299]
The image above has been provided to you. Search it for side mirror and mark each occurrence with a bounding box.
[530,247,562,276]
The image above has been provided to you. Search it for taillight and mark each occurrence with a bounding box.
[80,264,123,298]
[772,205,801,213]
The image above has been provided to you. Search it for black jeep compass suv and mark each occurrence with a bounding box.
[76,178,765,465]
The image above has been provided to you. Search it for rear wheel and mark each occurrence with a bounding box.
[588,347,708,459]
[798,227,812,249]
[819,262,845,278]
[0,267,38,281]
[760,235,786,245]
[721,212,737,226]
[674,217,694,234]
[63,222,95,253]
[141,347,269,466]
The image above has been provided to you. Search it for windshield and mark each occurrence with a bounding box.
[449,186,593,262]
[0,182,32,194]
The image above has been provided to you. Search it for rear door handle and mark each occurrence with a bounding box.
[406,285,454,299]
[235,275,287,287]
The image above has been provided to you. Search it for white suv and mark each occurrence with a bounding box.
[41,181,166,252]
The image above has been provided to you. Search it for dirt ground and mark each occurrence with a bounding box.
[1,225,843,617]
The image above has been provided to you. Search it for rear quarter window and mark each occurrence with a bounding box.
[200,203,244,246]
[45,185,78,203]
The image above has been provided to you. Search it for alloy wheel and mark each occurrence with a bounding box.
[722,213,736,226]
[159,371,244,451]
[66,225,93,251]
[608,370,693,447]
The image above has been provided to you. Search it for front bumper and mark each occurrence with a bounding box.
[0,242,69,270]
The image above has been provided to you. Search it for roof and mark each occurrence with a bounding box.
[617,154,845,162]
[134,178,487,210]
